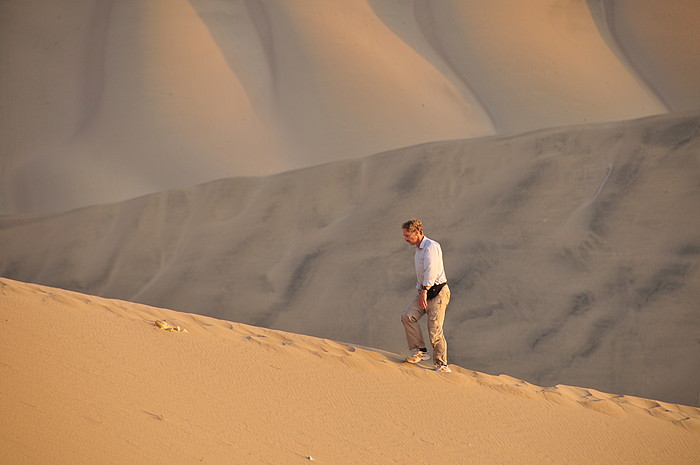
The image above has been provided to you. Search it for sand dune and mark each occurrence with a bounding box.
[1,277,698,464]
[2,0,699,213]
[596,0,700,112]
[2,111,699,407]
[2,3,700,453]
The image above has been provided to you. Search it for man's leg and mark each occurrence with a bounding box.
[426,285,450,366]
[401,294,426,351]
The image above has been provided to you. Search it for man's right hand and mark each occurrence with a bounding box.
[418,290,428,309]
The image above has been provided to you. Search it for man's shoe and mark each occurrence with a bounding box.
[406,349,430,363]
[435,364,452,373]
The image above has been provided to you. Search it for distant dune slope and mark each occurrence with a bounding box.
[595,0,700,112]
[2,0,698,213]
[2,112,699,406]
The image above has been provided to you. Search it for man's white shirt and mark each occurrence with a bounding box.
[414,236,447,290]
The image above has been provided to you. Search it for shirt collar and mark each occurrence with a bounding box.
[417,236,428,249]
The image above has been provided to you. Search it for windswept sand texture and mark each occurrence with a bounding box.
[2,112,699,407]
[1,277,699,465]
[2,0,699,213]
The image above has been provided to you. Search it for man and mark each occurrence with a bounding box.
[401,218,452,373]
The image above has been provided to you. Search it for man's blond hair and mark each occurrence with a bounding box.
[402,218,423,233]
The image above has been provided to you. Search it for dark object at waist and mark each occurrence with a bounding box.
[427,282,447,300]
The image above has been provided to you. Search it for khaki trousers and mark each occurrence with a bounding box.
[401,285,450,366]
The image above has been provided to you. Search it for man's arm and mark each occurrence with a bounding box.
[421,242,442,288]
[418,288,428,310]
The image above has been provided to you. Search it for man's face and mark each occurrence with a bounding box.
[402,228,422,246]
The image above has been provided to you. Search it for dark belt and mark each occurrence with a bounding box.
[426,282,447,300]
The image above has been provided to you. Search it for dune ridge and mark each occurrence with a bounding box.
[2,0,699,213]
[2,111,699,407]
[1,277,699,465]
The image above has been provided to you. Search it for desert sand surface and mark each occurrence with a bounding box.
[2,0,700,213]
[2,111,699,409]
[2,2,700,455]
[1,277,699,465]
